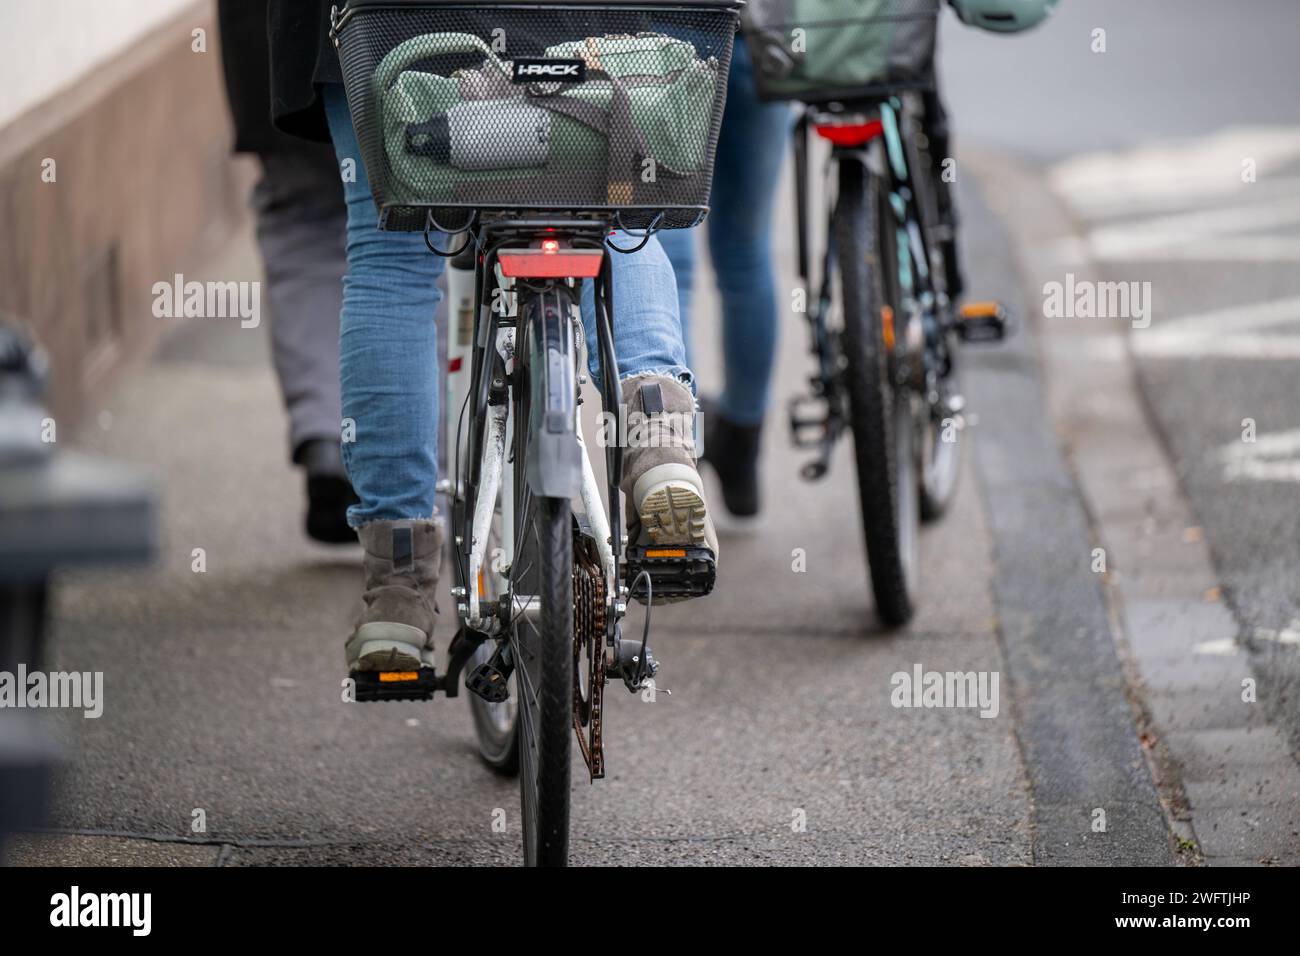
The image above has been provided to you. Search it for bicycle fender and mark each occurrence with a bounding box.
[525,286,583,500]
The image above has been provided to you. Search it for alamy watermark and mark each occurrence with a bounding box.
[50,886,150,936]
[1043,272,1151,329]
[152,273,260,328]
[595,404,696,450]
[890,663,999,719]
[0,666,103,718]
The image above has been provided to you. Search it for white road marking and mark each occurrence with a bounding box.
[1133,294,1300,359]
[1220,428,1300,484]
[1083,198,1300,261]
[1254,625,1300,646]
[1051,127,1300,263]
[1050,127,1300,215]
[1056,177,1300,221]
[1135,334,1300,359]
[1091,235,1300,263]
[1147,295,1300,338]
[1193,638,1239,656]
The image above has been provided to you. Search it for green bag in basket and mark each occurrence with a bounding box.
[743,0,938,102]
[372,32,720,208]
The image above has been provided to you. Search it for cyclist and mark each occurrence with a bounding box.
[657,33,792,524]
[266,2,718,677]
[658,0,1055,527]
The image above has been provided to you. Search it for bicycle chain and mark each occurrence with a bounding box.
[572,547,606,780]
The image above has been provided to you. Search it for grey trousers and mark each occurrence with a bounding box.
[251,144,348,462]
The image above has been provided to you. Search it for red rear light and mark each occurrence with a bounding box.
[498,245,604,279]
[814,119,884,147]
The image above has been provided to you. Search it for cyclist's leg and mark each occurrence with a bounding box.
[323,84,446,673]
[655,221,696,366]
[706,36,791,429]
[921,75,964,298]
[578,237,718,559]
[701,36,793,518]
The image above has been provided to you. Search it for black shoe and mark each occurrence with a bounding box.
[699,398,762,519]
[296,439,359,544]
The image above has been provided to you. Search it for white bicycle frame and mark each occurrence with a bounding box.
[444,259,618,633]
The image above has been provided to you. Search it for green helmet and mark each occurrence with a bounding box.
[949,0,1059,33]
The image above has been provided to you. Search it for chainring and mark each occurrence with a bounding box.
[572,541,606,780]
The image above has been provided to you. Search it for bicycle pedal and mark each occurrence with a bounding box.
[466,661,511,703]
[957,301,1012,343]
[623,545,716,602]
[790,418,828,450]
[352,667,439,702]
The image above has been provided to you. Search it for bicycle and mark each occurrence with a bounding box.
[745,1,1011,626]
[330,0,739,866]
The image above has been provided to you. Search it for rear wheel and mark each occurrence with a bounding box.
[512,493,572,866]
[511,292,574,867]
[834,156,920,627]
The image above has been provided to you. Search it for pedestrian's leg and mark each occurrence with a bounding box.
[252,141,356,542]
[254,144,348,460]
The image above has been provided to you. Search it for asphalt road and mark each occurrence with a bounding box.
[15,3,1300,866]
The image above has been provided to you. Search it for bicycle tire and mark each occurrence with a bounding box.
[834,155,920,627]
[511,289,574,867]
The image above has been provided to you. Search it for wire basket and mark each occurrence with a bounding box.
[331,0,742,232]
[742,0,940,104]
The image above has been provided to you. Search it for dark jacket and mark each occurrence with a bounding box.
[218,0,303,153]
[267,0,339,143]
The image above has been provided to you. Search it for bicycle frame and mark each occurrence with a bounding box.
[443,218,627,681]
[790,95,948,478]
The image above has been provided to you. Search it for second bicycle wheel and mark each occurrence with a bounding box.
[834,154,921,627]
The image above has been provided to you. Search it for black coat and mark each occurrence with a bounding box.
[217,0,273,153]
[266,0,339,144]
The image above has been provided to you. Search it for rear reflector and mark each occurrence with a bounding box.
[814,119,884,147]
[498,247,604,279]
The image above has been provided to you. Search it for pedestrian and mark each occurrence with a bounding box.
[217,0,357,543]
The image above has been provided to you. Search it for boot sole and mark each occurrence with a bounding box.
[635,479,716,605]
[638,483,709,547]
[346,623,426,673]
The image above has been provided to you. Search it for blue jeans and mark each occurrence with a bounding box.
[658,37,793,427]
[322,85,690,526]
